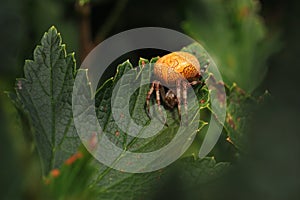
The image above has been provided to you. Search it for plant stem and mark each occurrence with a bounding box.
[95,0,129,44]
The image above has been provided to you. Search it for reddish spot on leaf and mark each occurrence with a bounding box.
[200,99,206,104]
[239,7,249,19]
[226,114,236,130]
[207,76,226,106]
[17,80,22,90]
[141,60,146,68]
[89,132,98,150]
[50,168,60,178]
[44,178,50,185]
[115,130,120,137]
[235,85,246,95]
[65,151,83,165]
[77,152,83,158]
[226,137,234,145]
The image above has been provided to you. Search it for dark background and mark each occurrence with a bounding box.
[0,0,299,199]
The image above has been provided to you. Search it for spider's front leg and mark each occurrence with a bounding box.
[146,81,166,124]
[176,80,181,120]
[176,80,189,125]
[189,80,202,86]
[154,81,163,115]
[182,81,188,125]
[146,81,155,115]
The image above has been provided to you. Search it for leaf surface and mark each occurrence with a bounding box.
[11,27,80,175]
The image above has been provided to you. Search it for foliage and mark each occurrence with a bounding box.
[10,27,81,175]
[7,25,266,199]
[183,0,280,92]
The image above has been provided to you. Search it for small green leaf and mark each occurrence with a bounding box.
[181,42,267,157]
[11,26,80,175]
[89,56,210,199]
[175,156,230,185]
[183,0,280,92]
[92,166,161,200]
[224,84,269,150]
[158,156,230,199]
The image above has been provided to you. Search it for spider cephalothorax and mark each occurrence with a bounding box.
[146,51,205,122]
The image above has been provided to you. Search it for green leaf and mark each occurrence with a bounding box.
[11,26,80,175]
[11,26,232,199]
[92,156,230,200]
[174,156,230,185]
[224,84,269,150]
[45,147,97,199]
[183,0,280,92]
[88,56,210,198]
[91,166,162,200]
[181,42,268,156]
[159,156,230,200]
[94,57,208,153]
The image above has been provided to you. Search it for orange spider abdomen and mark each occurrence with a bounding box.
[154,52,201,86]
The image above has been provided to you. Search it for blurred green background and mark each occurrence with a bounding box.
[1,0,299,199]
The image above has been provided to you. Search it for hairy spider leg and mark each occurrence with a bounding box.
[159,84,167,103]
[155,81,166,124]
[182,81,188,125]
[176,80,181,120]
[146,81,155,115]
[189,80,202,86]
[189,79,206,91]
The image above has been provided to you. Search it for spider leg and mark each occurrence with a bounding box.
[176,80,181,120]
[189,80,203,86]
[159,85,166,103]
[182,81,188,125]
[146,81,156,117]
[155,81,166,124]
[189,80,206,90]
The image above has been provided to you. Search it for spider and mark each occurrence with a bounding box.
[146,51,207,123]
